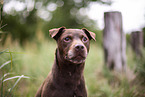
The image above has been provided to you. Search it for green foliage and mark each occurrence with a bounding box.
[2,0,109,45]
[2,9,37,45]
[126,33,131,47]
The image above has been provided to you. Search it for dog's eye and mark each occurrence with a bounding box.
[64,37,71,42]
[82,37,88,42]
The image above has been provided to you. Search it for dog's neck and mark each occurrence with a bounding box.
[55,48,84,74]
[50,49,85,93]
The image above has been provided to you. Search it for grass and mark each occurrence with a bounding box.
[0,39,145,97]
[0,49,30,97]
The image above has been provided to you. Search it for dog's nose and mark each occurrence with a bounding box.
[75,44,84,51]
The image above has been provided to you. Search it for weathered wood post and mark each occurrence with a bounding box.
[131,31,143,57]
[103,11,126,72]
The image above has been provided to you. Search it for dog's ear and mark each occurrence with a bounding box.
[49,27,66,40]
[82,28,96,41]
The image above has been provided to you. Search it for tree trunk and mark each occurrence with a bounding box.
[103,11,126,72]
[131,31,143,57]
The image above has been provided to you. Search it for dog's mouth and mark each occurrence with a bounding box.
[65,53,86,64]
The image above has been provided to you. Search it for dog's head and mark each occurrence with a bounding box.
[49,27,96,64]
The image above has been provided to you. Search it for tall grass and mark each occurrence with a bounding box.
[0,49,30,97]
[132,50,145,97]
[135,50,145,83]
[1,14,30,96]
[0,38,145,97]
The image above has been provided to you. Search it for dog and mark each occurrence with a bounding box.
[35,27,95,97]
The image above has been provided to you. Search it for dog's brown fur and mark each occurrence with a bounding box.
[35,27,95,97]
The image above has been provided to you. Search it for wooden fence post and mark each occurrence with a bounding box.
[103,11,126,72]
[131,31,143,57]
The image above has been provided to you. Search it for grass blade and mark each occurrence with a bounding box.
[0,24,7,29]
[0,73,12,81]
[3,75,29,82]
[5,51,25,54]
[0,73,12,97]
[1,75,4,97]
[0,60,11,69]
[9,50,13,71]
[6,75,30,96]
[0,49,8,55]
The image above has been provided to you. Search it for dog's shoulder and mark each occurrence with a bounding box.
[35,72,53,97]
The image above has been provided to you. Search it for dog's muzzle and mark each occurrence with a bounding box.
[65,44,87,64]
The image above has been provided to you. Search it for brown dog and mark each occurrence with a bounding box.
[35,27,95,97]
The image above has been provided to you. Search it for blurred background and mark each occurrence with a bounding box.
[0,0,145,97]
